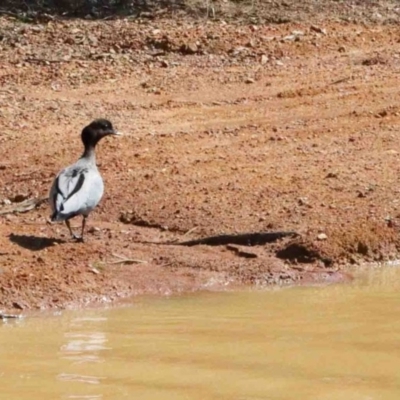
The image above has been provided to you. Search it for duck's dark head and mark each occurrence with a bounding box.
[81,119,121,149]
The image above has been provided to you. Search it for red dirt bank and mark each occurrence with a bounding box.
[1,12,400,312]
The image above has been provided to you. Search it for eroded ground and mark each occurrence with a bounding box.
[1,14,400,311]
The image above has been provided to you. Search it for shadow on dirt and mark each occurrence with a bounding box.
[9,233,64,251]
[0,0,398,24]
[178,231,299,246]
[276,241,333,266]
[0,0,186,21]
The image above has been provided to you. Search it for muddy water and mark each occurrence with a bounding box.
[2,267,400,400]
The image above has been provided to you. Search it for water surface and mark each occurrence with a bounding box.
[2,267,400,399]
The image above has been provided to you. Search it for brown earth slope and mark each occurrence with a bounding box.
[1,10,400,312]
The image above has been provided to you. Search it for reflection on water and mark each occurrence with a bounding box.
[2,266,400,399]
[57,317,108,398]
[61,318,109,365]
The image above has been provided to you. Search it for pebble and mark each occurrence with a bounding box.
[298,197,309,206]
[261,54,269,65]
[283,35,297,41]
[180,43,198,54]
[310,25,327,35]
[325,172,338,178]
[317,233,328,241]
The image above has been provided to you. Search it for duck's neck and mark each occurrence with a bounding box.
[81,145,97,164]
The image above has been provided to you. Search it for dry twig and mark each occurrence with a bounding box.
[0,197,47,215]
[109,253,147,265]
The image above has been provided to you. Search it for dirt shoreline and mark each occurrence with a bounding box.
[1,10,400,312]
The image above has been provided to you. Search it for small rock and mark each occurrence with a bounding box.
[310,25,327,35]
[180,43,198,55]
[139,11,154,19]
[245,77,255,84]
[349,255,358,264]
[357,191,367,198]
[376,109,388,118]
[387,219,396,228]
[261,54,269,65]
[230,46,246,55]
[87,34,98,45]
[338,46,346,53]
[30,26,43,33]
[89,268,100,275]
[325,172,338,179]
[246,40,255,48]
[317,233,328,241]
[283,35,297,41]
[298,197,309,206]
[12,302,24,310]
[362,56,386,66]
[160,60,169,68]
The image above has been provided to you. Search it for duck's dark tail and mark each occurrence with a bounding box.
[50,211,68,222]
[51,210,79,222]
[50,210,62,222]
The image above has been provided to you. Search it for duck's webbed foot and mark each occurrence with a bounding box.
[72,234,84,243]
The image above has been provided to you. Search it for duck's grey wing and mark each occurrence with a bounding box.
[50,167,103,221]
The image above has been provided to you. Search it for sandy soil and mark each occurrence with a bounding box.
[1,12,400,312]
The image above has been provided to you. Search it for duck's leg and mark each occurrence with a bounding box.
[65,219,75,238]
[65,219,81,241]
[79,216,87,242]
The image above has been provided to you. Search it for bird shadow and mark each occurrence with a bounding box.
[8,234,65,251]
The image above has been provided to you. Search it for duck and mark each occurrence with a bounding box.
[49,119,121,242]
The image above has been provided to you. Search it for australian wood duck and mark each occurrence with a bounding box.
[49,119,121,241]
